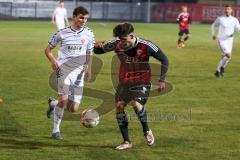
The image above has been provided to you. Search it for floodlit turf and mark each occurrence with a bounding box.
[0,20,240,160]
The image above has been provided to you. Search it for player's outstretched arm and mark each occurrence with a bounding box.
[94,40,115,54]
[94,41,106,54]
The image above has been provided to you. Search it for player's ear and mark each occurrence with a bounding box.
[130,34,134,39]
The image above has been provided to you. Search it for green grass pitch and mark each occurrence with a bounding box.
[0,20,240,160]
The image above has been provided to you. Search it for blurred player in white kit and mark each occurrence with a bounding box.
[211,5,240,77]
[52,0,69,30]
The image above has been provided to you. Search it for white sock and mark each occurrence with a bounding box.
[50,100,58,108]
[216,59,223,72]
[221,56,230,68]
[52,106,64,133]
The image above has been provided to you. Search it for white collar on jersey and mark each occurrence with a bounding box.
[70,26,84,33]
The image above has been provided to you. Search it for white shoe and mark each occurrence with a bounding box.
[145,129,154,145]
[115,141,133,150]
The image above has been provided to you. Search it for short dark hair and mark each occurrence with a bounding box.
[73,6,89,16]
[224,4,231,8]
[113,22,134,38]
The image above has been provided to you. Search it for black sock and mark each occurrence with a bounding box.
[184,36,189,42]
[136,108,149,134]
[177,38,182,44]
[116,111,130,142]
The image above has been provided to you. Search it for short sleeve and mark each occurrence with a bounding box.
[87,31,95,53]
[48,31,61,48]
[212,17,220,27]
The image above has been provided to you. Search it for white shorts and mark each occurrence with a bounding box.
[57,64,85,104]
[218,37,233,55]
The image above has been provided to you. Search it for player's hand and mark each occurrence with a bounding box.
[158,81,166,92]
[51,60,59,71]
[95,41,105,48]
[180,22,185,26]
[84,69,92,82]
[212,36,216,40]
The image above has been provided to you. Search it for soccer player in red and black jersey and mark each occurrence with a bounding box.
[176,5,191,48]
[94,22,169,150]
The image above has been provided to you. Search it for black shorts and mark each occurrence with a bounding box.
[178,29,190,36]
[115,84,151,105]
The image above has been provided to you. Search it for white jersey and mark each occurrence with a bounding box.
[53,7,67,29]
[48,26,95,66]
[211,15,240,40]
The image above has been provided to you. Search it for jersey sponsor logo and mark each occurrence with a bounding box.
[67,45,82,51]
[123,53,135,62]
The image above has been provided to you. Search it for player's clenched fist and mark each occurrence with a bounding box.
[95,41,105,48]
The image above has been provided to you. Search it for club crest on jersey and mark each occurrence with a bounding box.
[137,49,142,56]
[80,39,85,44]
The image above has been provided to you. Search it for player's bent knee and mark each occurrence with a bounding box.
[225,54,231,58]
[67,101,79,112]
[129,101,137,108]
[69,105,79,112]
[116,101,125,112]
[58,96,68,108]
[130,100,143,112]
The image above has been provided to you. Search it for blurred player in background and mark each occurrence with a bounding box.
[52,0,69,30]
[45,6,95,140]
[211,5,240,77]
[176,5,191,48]
[94,22,169,150]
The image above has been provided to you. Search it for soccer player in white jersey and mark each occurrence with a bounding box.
[211,5,240,77]
[52,0,69,30]
[45,6,95,140]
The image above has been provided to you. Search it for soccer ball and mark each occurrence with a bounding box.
[81,108,100,128]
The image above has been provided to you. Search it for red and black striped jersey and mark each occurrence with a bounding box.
[94,37,168,85]
[177,12,191,30]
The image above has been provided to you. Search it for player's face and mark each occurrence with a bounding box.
[118,34,136,49]
[182,7,187,12]
[73,14,89,28]
[224,7,232,16]
[60,2,64,8]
